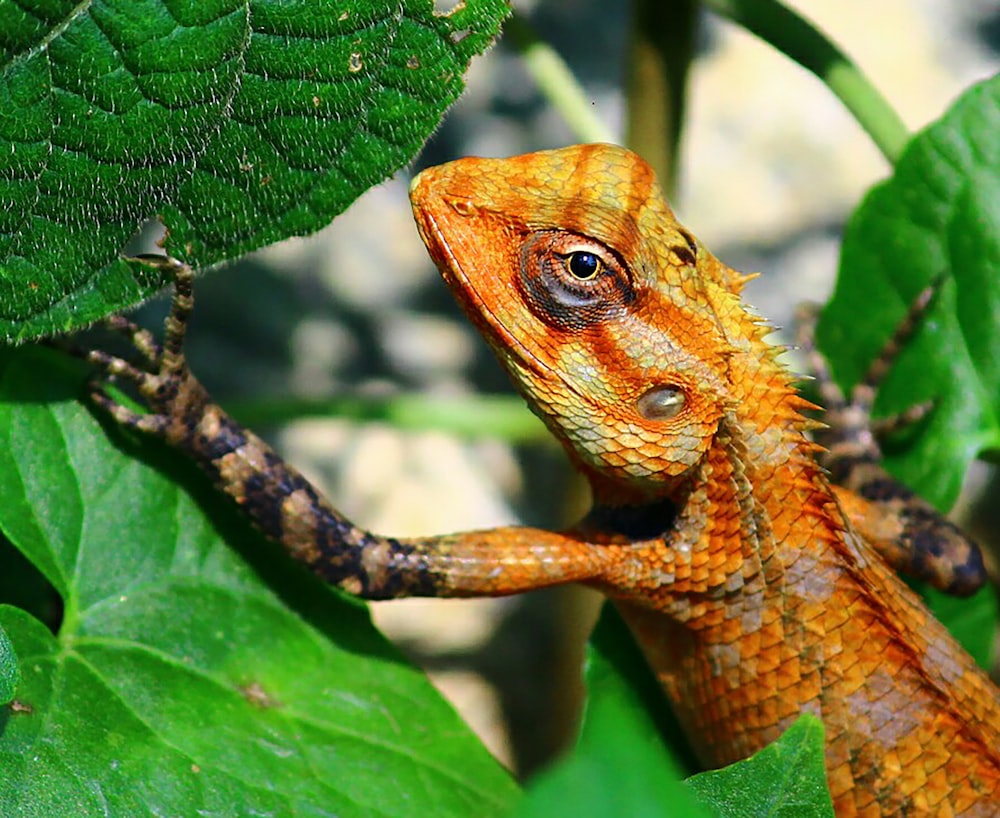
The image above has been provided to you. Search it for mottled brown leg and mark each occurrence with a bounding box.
[80,257,615,600]
[796,284,986,596]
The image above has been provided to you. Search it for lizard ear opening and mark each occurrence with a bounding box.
[637,385,686,421]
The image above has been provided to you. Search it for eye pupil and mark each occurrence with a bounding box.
[566,251,601,279]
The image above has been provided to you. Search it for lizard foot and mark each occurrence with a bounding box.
[77,256,210,444]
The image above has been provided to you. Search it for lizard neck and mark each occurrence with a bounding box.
[583,300,842,604]
[580,273,822,500]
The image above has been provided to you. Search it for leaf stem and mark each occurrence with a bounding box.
[703,0,909,164]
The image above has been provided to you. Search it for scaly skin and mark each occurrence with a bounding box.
[86,145,1000,816]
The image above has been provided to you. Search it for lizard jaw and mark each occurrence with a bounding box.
[411,198,553,382]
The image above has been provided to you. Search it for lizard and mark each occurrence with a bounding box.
[82,144,999,816]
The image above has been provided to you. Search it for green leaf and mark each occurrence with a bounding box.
[0,346,519,817]
[818,74,1000,510]
[516,608,834,817]
[686,716,834,818]
[0,621,17,705]
[818,72,1000,657]
[0,0,509,342]
[514,605,710,818]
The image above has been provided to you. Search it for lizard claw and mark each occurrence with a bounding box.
[66,255,202,441]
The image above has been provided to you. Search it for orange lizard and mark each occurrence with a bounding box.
[85,144,1000,815]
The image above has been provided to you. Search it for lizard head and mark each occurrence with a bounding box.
[410,144,755,500]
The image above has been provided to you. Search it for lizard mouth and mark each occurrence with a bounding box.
[415,204,552,381]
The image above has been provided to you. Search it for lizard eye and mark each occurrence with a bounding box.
[637,385,686,421]
[518,231,635,331]
[563,251,603,280]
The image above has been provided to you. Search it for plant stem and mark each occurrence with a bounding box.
[625,0,699,192]
[504,13,615,145]
[703,0,909,164]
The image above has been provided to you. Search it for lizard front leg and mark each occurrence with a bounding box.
[82,257,616,599]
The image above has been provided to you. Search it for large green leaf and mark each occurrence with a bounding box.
[818,73,1000,510]
[0,0,509,342]
[817,73,1000,664]
[0,346,519,817]
[0,621,17,705]
[686,716,833,818]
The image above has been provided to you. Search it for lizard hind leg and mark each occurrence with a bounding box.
[793,280,938,469]
[796,280,988,596]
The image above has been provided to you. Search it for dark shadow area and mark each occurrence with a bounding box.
[0,533,62,634]
[967,7,1000,59]
[968,467,1000,598]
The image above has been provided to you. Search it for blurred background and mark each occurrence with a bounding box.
[138,0,1000,780]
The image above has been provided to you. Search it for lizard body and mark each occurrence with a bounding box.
[410,144,1000,814]
[86,145,1000,815]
